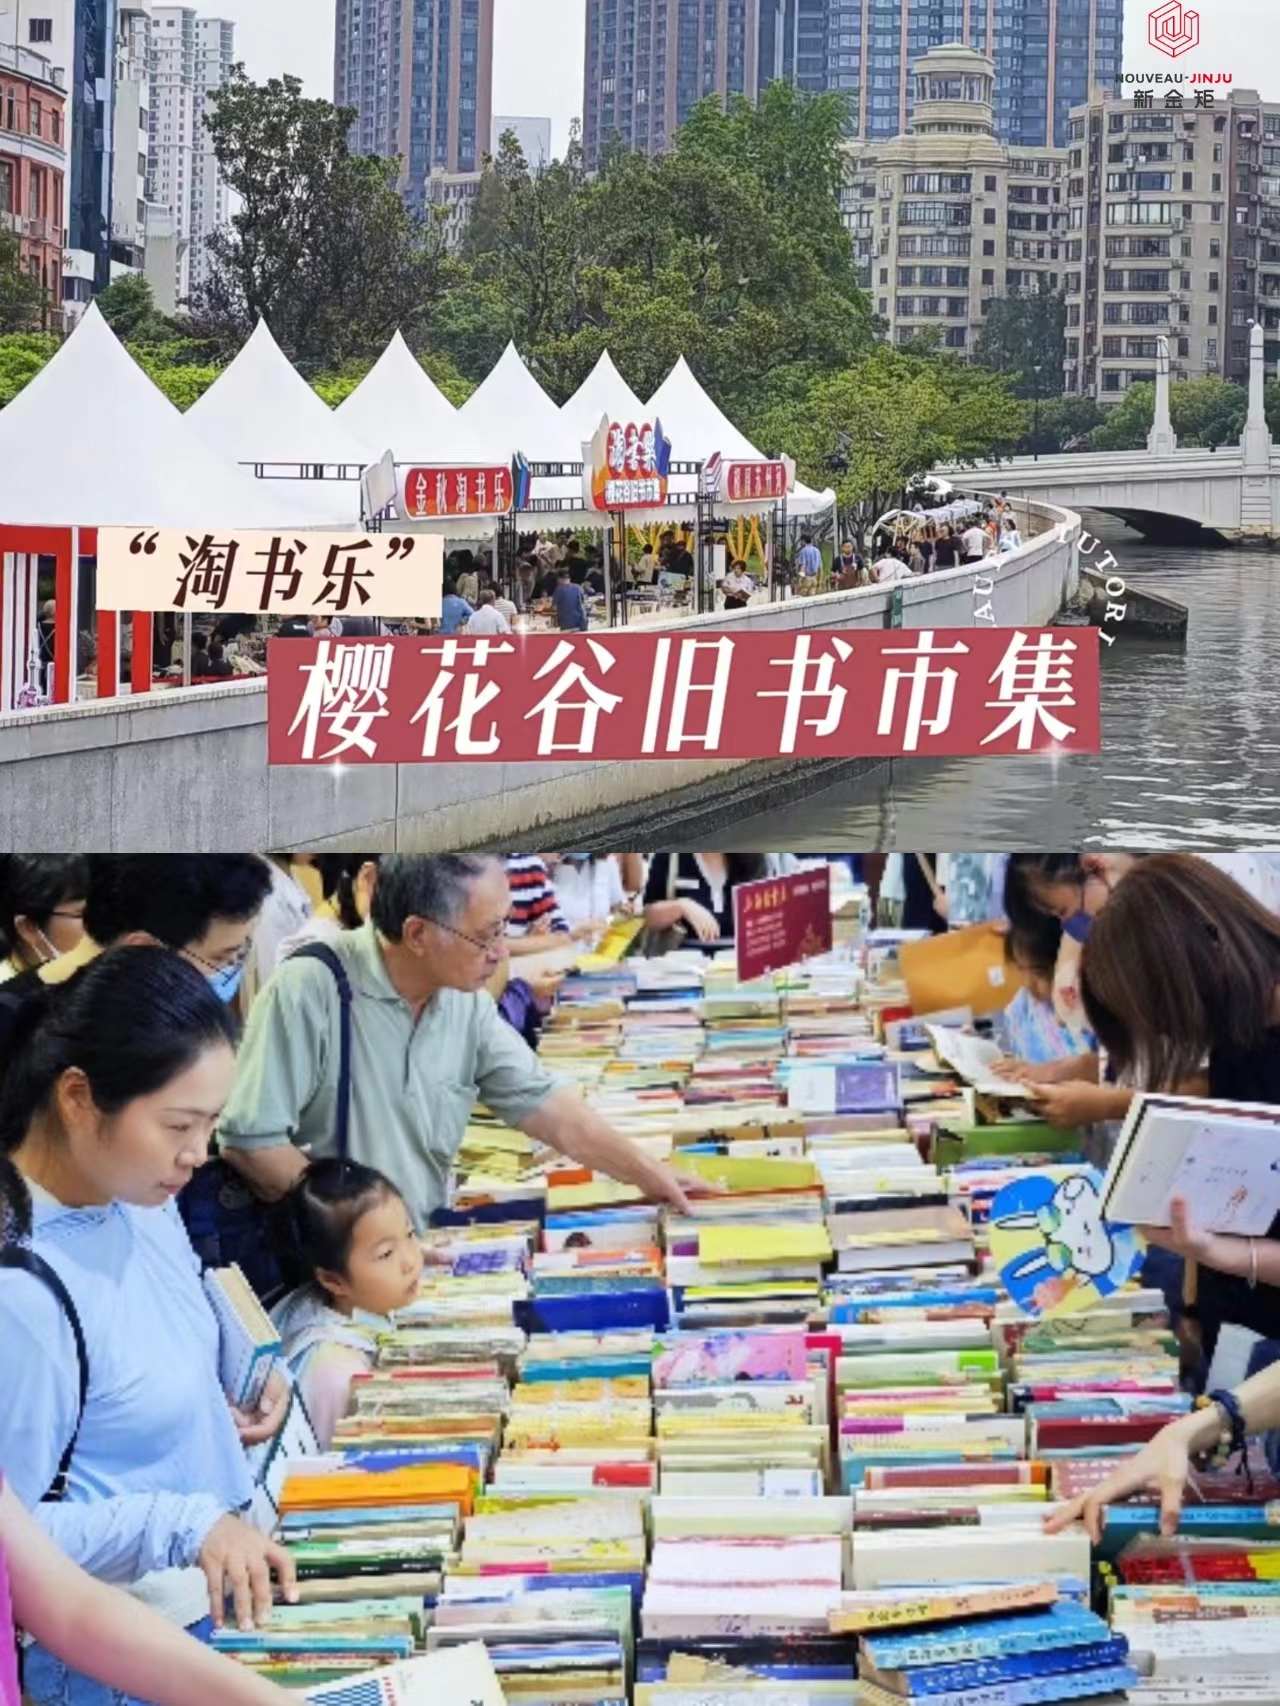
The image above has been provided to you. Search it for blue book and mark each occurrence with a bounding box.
[517,1291,670,1333]
[862,1666,1138,1706]
[867,1638,1130,1696]
[864,1605,1111,1670]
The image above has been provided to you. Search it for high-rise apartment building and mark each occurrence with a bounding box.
[334,0,494,216]
[146,6,232,310]
[0,40,68,327]
[583,0,762,170]
[11,0,117,311]
[771,0,1121,150]
[111,0,152,276]
[1062,88,1280,405]
[840,45,1066,359]
[492,114,552,169]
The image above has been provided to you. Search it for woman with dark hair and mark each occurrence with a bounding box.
[1079,853,1280,1363]
[0,949,297,1706]
[641,853,770,950]
[0,858,89,983]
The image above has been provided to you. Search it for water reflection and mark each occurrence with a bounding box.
[724,518,1280,850]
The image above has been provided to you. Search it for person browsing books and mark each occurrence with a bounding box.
[0,950,298,1706]
[216,856,704,1229]
[270,1159,424,1449]
[641,854,769,948]
[0,858,88,984]
[1077,854,1280,1364]
[0,1475,302,1706]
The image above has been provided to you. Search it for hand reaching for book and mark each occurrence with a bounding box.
[1044,1413,1199,1543]
[679,899,721,942]
[198,1514,298,1630]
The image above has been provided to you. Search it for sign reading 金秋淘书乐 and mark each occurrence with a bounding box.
[583,415,672,511]
[400,465,514,519]
[96,529,443,619]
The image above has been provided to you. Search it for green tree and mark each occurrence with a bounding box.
[127,345,223,409]
[311,349,474,408]
[0,228,45,334]
[1016,394,1105,455]
[973,280,1066,400]
[760,346,1027,548]
[1092,376,1247,450]
[191,72,458,370]
[0,332,59,406]
[94,274,183,345]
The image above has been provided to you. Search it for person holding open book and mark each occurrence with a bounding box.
[0,949,298,1706]
[1077,854,1280,1367]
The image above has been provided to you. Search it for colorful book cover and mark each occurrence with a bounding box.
[862,1604,1111,1670]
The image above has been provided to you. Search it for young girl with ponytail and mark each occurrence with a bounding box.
[271,1159,424,1449]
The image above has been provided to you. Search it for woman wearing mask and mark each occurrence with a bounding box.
[0,859,88,984]
[0,949,297,1706]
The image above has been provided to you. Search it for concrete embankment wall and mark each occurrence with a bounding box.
[0,499,1080,851]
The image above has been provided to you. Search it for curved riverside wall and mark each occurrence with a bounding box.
[0,499,1080,851]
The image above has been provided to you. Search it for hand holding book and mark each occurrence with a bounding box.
[230,1367,292,1449]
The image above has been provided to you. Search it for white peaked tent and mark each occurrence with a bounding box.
[559,351,649,447]
[646,356,835,517]
[0,306,356,527]
[336,331,493,465]
[185,318,374,470]
[459,340,581,464]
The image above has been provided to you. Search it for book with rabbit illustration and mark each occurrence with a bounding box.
[987,1168,1145,1320]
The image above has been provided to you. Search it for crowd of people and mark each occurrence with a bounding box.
[5,847,1280,1704]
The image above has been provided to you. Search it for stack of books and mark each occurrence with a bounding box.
[1109,1580,1280,1705]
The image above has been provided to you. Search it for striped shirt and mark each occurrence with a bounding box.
[505,856,569,936]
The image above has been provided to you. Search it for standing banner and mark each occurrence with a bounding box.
[734,867,833,983]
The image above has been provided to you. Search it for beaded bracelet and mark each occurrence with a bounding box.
[1193,1387,1253,1493]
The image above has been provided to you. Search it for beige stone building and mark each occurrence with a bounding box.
[841,44,1067,362]
[1062,86,1280,404]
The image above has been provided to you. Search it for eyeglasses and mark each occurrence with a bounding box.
[428,917,507,955]
[186,940,252,975]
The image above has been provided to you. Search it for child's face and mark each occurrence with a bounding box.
[323,1192,424,1317]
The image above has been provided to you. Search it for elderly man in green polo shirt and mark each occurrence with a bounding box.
[218,853,696,1221]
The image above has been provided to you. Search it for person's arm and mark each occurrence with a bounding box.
[619,854,646,896]
[1045,1358,1280,1543]
[217,958,333,1203]
[1141,1194,1280,1286]
[3,1482,298,1706]
[991,1050,1099,1085]
[1024,1081,1134,1128]
[644,897,718,940]
[521,1088,692,1212]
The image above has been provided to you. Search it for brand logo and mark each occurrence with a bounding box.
[1148,0,1199,58]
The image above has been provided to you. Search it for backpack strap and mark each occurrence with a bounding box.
[0,1246,88,1502]
[289,942,354,1160]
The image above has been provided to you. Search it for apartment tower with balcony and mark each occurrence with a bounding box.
[0,39,67,327]
[841,44,1066,360]
[1062,88,1280,404]
[334,0,494,217]
[583,0,762,170]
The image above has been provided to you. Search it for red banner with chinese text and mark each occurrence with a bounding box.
[734,869,834,983]
[266,627,1100,766]
[400,466,513,518]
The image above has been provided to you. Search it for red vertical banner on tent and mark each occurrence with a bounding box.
[52,533,73,704]
[734,868,834,983]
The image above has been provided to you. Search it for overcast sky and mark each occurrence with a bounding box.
[210,0,1268,157]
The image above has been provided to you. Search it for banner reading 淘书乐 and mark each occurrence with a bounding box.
[266,627,1100,766]
[97,529,443,619]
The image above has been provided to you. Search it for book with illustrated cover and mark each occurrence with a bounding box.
[861,1605,1112,1670]
[861,1638,1132,1697]
[830,1582,1060,1634]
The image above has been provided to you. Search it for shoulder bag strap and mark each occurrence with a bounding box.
[0,1246,88,1501]
[289,943,354,1161]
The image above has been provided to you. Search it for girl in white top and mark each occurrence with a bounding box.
[271,1159,425,1450]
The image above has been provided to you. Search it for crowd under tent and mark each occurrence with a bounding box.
[0,306,355,714]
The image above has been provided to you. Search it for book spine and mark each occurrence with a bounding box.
[896,1639,1130,1695]
[894,1665,1138,1706]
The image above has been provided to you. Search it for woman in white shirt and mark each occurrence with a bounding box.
[545,855,626,934]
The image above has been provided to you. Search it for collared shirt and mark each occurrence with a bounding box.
[796,544,822,576]
[464,604,512,635]
[217,922,563,1225]
[440,594,473,634]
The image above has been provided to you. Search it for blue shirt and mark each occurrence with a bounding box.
[440,594,473,634]
[0,1191,252,1584]
[552,581,589,632]
[797,544,822,576]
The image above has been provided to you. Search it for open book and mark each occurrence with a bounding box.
[1102,1094,1280,1236]
[924,1024,1029,1098]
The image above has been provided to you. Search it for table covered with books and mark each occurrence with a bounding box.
[212,920,1280,1706]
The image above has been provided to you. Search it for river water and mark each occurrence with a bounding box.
[725,513,1280,851]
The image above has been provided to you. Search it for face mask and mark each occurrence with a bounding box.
[1062,910,1093,944]
[207,961,246,1003]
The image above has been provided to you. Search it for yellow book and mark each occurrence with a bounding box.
[676,1153,818,1192]
[699,1223,833,1265]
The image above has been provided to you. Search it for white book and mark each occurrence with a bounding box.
[649,1534,843,1585]
[849,1525,1088,1589]
[1103,1094,1280,1236]
[651,1495,852,1536]
[304,1643,504,1705]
